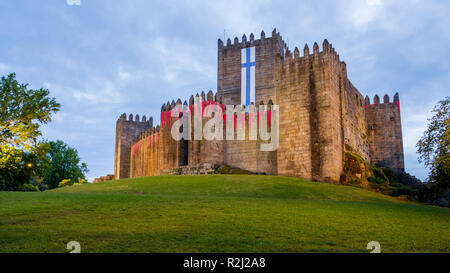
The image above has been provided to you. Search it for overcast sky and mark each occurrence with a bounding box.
[1,0,449,181]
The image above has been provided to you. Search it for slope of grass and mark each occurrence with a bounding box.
[0,175,449,253]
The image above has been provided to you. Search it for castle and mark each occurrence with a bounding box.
[114,29,404,183]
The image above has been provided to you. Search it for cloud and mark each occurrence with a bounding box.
[183,0,269,34]
[340,0,385,30]
[144,37,215,85]
[72,81,122,105]
[44,74,126,106]
[367,0,382,5]
[66,0,81,6]
[0,63,9,74]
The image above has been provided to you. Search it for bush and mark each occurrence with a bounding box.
[369,182,393,195]
[391,184,419,197]
[58,179,73,188]
[73,178,87,186]
[18,184,40,192]
[367,176,385,185]
[382,167,393,181]
[216,165,253,175]
[370,166,389,182]
[419,182,449,206]
[58,178,87,188]
[30,176,48,191]
[391,171,423,190]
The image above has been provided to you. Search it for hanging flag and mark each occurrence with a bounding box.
[241,47,256,108]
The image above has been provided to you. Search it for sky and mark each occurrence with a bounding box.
[1,0,449,181]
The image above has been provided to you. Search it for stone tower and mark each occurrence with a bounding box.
[216,29,284,175]
[217,29,284,106]
[114,113,152,179]
[365,93,405,171]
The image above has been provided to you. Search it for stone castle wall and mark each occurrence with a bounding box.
[116,29,405,182]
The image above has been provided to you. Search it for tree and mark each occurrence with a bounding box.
[0,141,50,191]
[43,140,88,189]
[417,97,450,200]
[0,73,59,191]
[0,73,60,151]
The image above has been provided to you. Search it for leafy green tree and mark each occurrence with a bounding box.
[417,97,450,200]
[0,73,60,150]
[0,73,59,190]
[0,142,50,191]
[43,140,88,189]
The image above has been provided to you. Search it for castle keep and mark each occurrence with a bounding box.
[114,29,405,182]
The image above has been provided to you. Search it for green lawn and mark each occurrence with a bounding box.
[0,175,449,253]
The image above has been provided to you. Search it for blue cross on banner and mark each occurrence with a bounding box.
[241,47,255,108]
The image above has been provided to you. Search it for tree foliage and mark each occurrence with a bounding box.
[0,73,67,191]
[0,142,50,191]
[43,140,88,189]
[0,73,60,150]
[417,97,450,197]
[58,177,87,188]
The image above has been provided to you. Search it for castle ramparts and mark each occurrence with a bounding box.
[114,29,405,182]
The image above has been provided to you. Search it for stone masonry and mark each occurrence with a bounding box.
[114,29,405,182]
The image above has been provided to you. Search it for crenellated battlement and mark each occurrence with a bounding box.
[116,28,405,182]
[219,28,284,51]
[117,112,153,126]
[364,93,401,113]
[280,40,345,78]
[156,89,277,132]
[220,29,343,68]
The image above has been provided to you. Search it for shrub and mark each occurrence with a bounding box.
[382,167,393,181]
[18,184,40,192]
[369,165,389,182]
[368,181,393,195]
[391,184,419,197]
[30,176,48,191]
[367,176,386,185]
[58,179,73,188]
[73,178,87,186]
[58,178,87,187]
[216,165,253,175]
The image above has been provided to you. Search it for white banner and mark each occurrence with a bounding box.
[241,47,255,107]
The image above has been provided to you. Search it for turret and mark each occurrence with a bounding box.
[114,113,153,180]
[365,93,404,171]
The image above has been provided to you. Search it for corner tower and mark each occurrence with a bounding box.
[114,113,153,179]
[365,93,405,171]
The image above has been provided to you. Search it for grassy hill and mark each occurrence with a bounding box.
[0,175,449,253]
